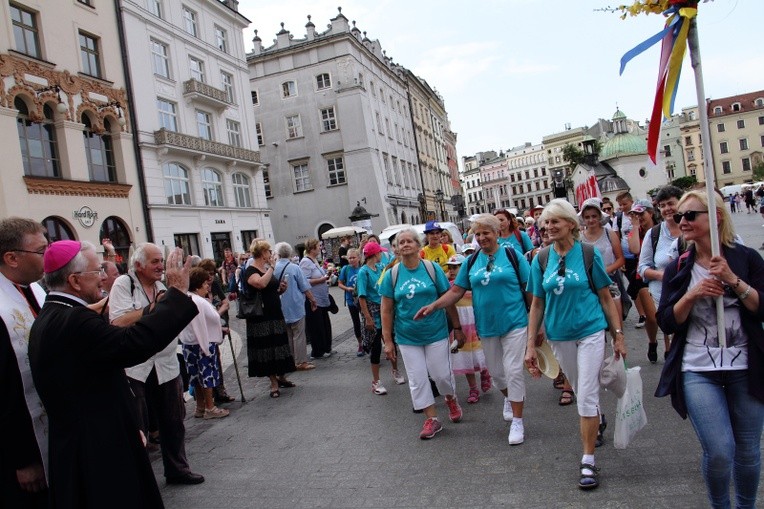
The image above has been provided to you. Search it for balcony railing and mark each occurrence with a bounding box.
[154,129,260,164]
[182,79,231,109]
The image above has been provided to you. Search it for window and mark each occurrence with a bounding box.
[757,98,764,107]
[83,116,116,182]
[201,169,224,206]
[189,56,205,82]
[292,163,312,192]
[148,0,162,17]
[385,118,391,139]
[320,107,337,132]
[79,32,101,78]
[157,99,177,131]
[281,80,297,98]
[42,217,75,243]
[226,119,241,147]
[196,110,212,140]
[685,136,692,146]
[221,72,234,103]
[214,26,228,53]
[717,123,725,133]
[182,7,197,37]
[732,103,741,112]
[174,233,200,257]
[16,97,59,177]
[663,144,672,157]
[316,73,331,89]
[720,141,729,154]
[761,135,764,148]
[713,106,722,114]
[286,115,302,138]
[151,39,170,78]
[232,173,252,207]
[255,123,263,146]
[722,161,731,174]
[759,116,764,126]
[327,156,345,185]
[737,119,745,129]
[742,158,751,172]
[740,138,749,151]
[163,163,190,205]
[376,112,383,133]
[251,90,259,106]
[262,168,271,197]
[11,3,40,58]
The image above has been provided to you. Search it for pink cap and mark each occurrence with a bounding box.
[362,242,388,257]
[43,240,81,273]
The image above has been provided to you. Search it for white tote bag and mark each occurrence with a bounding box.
[614,365,647,449]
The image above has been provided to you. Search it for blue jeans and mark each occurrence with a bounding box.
[683,370,764,509]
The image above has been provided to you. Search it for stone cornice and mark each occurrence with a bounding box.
[24,177,132,198]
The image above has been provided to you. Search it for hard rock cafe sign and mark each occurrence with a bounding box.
[73,206,98,228]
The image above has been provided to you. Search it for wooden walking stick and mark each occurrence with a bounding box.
[226,330,246,402]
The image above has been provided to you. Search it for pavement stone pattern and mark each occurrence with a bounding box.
[156,212,764,508]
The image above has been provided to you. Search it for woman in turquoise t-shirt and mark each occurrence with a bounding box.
[415,213,531,446]
[338,248,363,356]
[525,199,626,491]
[380,228,465,440]
[494,209,533,255]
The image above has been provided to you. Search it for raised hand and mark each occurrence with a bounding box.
[165,247,191,293]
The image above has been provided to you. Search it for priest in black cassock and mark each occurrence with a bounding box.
[29,241,198,509]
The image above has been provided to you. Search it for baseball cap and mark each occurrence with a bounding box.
[629,199,654,215]
[423,220,443,233]
[362,242,388,257]
[446,254,465,266]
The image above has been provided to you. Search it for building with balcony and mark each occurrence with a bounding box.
[678,105,705,183]
[0,0,145,262]
[707,90,764,186]
[506,143,552,211]
[120,0,268,261]
[247,9,429,244]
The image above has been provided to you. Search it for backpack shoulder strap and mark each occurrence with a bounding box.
[422,259,437,285]
[650,224,661,255]
[580,242,598,296]
[504,246,520,275]
[538,245,552,274]
[391,263,400,289]
[466,248,483,271]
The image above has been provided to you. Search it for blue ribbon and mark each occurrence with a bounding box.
[619,5,682,76]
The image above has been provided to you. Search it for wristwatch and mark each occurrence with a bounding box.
[614,329,624,334]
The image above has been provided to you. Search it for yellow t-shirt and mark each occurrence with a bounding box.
[420,244,456,271]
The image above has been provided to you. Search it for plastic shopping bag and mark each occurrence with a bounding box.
[614,366,647,449]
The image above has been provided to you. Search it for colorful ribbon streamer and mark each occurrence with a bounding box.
[620,5,697,163]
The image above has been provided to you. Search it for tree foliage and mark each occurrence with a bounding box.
[562,144,586,167]
[670,175,697,190]
[753,162,764,182]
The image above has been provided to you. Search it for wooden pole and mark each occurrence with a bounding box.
[687,16,726,348]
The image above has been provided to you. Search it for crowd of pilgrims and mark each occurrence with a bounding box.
[2,184,763,508]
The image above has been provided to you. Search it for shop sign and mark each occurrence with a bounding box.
[73,206,98,228]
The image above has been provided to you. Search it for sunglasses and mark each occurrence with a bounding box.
[557,256,566,277]
[539,227,547,234]
[486,254,495,273]
[602,207,613,212]
[673,210,708,223]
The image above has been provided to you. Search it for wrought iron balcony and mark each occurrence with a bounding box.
[182,79,231,109]
[154,129,260,164]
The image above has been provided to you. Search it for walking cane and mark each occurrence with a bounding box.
[226,330,246,402]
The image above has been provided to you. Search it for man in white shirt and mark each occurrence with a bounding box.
[109,243,204,485]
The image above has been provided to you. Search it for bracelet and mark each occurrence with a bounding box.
[739,284,752,301]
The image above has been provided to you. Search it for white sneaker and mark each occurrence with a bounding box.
[503,397,513,422]
[508,420,524,445]
[372,380,388,395]
[392,369,406,385]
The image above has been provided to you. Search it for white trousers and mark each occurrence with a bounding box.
[548,330,605,417]
[398,338,456,411]
[481,327,527,402]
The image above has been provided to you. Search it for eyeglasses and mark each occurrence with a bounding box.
[74,267,106,278]
[13,248,47,256]
[557,256,566,277]
[486,254,495,273]
[602,207,613,212]
[673,210,708,223]
[539,227,547,234]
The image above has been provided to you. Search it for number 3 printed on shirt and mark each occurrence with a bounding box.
[480,270,491,286]
[406,283,417,300]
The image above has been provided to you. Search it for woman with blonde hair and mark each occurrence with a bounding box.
[656,190,764,509]
[525,199,625,490]
[243,240,296,398]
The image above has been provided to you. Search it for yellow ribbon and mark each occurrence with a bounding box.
[662,7,697,117]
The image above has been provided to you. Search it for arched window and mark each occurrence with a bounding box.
[16,97,60,177]
[42,216,75,243]
[99,216,131,263]
[83,115,116,182]
[163,163,191,205]
[201,168,224,207]
[232,172,252,208]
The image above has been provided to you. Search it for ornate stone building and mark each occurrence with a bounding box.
[1,0,144,262]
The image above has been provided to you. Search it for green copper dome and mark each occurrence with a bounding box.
[599,133,647,160]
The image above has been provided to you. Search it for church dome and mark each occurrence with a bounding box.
[599,132,647,160]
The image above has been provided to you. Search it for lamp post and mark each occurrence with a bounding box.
[435,189,445,221]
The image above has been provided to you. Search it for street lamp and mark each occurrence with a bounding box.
[435,189,445,221]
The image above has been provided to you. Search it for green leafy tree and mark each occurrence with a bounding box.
[753,162,764,181]
[562,144,586,167]
[670,175,697,190]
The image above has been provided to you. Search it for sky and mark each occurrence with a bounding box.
[237,1,761,166]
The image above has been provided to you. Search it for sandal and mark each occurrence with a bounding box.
[277,379,296,388]
[578,463,600,490]
[203,406,230,420]
[553,372,566,390]
[559,390,575,406]
[480,370,492,393]
[269,389,280,398]
[467,388,480,404]
[194,408,204,418]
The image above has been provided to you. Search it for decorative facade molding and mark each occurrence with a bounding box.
[24,176,132,198]
[154,128,260,164]
[183,78,231,108]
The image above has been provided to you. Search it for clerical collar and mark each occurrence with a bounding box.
[48,291,89,307]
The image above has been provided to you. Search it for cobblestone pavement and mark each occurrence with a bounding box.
[156,212,764,508]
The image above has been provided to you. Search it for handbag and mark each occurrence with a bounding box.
[237,280,264,319]
[328,294,339,314]
[614,365,647,449]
